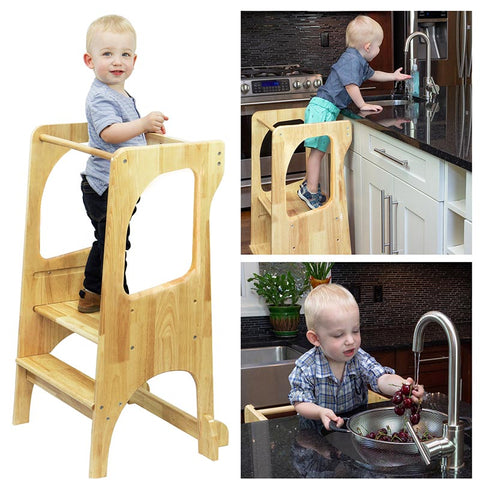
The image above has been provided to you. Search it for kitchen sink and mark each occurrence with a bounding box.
[363,94,424,106]
[241,345,303,366]
[241,346,304,408]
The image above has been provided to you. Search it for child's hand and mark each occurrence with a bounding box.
[143,111,169,134]
[392,67,412,82]
[319,407,344,431]
[405,377,425,403]
[360,103,383,113]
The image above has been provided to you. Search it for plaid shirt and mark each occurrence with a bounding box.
[288,347,395,414]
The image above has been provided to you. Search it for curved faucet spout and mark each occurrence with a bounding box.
[412,311,464,470]
[404,31,432,80]
[404,31,439,101]
[412,311,461,426]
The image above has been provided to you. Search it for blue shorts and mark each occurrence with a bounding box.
[304,97,340,152]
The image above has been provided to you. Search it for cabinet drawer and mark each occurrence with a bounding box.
[365,131,444,200]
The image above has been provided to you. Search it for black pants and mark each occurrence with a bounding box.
[81,176,133,294]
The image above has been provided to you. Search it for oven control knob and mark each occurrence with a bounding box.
[241,83,250,94]
[313,79,322,88]
[303,80,311,89]
[292,80,301,89]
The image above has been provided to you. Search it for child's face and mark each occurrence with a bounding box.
[309,304,361,365]
[84,31,137,92]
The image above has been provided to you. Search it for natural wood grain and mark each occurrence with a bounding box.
[250,108,352,254]
[34,301,100,343]
[13,123,228,478]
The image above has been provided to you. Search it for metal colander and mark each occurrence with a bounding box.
[343,407,447,455]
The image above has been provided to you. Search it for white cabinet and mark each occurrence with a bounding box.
[347,120,458,255]
[360,160,443,254]
[444,164,472,254]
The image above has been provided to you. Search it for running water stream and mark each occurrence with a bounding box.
[413,351,421,389]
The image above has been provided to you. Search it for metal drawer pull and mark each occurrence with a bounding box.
[389,194,399,255]
[374,147,409,167]
[381,190,388,254]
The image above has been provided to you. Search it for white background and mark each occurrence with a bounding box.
[1,0,478,479]
[1,1,239,479]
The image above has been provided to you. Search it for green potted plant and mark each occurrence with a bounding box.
[303,262,334,289]
[248,271,308,338]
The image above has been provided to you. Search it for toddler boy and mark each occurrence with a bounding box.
[288,283,424,430]
[78,15,168,312]
[299,15,411,209]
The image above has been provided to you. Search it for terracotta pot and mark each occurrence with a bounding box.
[309,276,331,289]
[268,304,301,338]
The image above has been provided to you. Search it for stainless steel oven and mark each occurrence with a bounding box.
[241,65,323,208]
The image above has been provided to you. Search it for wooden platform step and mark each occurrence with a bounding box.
[34,301,100,343]
[257,184,312,218]
[16,354,95,418]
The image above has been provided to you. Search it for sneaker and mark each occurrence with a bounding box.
[78,289,101,313]
[297,180,326,209]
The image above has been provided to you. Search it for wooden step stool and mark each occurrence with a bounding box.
[249,108,352,254]
[13,123,228,477]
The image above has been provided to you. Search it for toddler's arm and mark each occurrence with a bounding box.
[345,84,383,112]
[101,111,169,144]
[294,401,344,430]
[377,374,424,403]
[370,67,411,83]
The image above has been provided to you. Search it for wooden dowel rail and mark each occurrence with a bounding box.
[256,117,275,132]
[256,405,296,416]
[39,133,113,160]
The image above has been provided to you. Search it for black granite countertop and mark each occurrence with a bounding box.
[242,396,472,478]
[342,85,472,171]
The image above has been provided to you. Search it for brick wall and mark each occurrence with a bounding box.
[241,11,361,75]
[241,262,471,346]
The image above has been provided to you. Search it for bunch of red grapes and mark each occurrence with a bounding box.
[392,383,421,424]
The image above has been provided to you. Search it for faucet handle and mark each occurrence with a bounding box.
[425,77,440,96]
[405,421,431,465]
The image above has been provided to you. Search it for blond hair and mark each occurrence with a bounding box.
[304,283,358,331]
[86,15,137,53]
[346,15,383,49]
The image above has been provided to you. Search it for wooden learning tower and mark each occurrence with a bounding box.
[13,124,228,477]
[249,107,352,254]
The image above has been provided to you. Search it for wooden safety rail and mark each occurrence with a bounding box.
[250,108,352,254]
[13,123,228,477]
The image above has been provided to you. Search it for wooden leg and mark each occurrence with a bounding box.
[195,369,228,460]
[198,414,229,460]
[13,365,34,425]
[89,406,122,478]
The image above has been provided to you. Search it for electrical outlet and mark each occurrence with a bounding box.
[349,285,361,303]
[321,32,329,47]
[374,285,383,303]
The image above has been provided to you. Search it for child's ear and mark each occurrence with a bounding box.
[84,53,94,69]
[364,42,371,53]
[306,330,321,347]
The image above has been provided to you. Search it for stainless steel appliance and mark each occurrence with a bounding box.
[393,11,472,86]
[241,64,322,208]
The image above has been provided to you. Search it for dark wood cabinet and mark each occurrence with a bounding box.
[363,11,394,90]
[371,343,471,403]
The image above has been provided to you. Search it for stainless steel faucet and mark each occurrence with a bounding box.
[404,31,440,102]
[406,311,464,470]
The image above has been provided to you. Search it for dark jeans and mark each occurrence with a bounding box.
[81,176,134,294]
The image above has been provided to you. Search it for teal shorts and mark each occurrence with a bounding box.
[304,97,340,152]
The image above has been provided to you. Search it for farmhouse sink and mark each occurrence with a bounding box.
[241,346,304,409]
